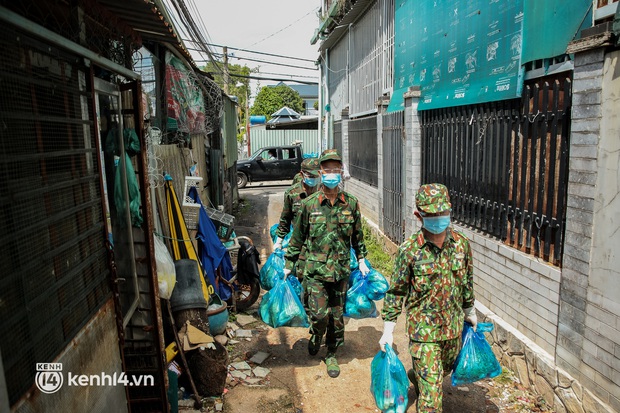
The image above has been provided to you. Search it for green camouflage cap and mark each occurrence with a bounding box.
[319,148,342,164]
[415,183,452,214]
[301,157,320,176]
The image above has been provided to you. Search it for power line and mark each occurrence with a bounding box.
[198,42,316,63]
[192,51,318,71]
[227,72,318,85]
[246,7,319,49]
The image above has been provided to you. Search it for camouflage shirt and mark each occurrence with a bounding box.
[285,190,367,282]
[292,172,303,186]
[275,182,310,239]
[381,229,475,342]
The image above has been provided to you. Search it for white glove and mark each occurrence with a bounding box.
[379,321,396,352]
[283,269,291,280]
[464,306,478,332]
[358,259,370,276]
[274,237,283,250]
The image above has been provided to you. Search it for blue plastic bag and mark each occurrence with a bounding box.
[350,248,359,270]
[270,223,293,249]
[287,275,303,300]
[259,277,309,328]
[344,274,378,319]
[348,267,389,301]
[259,249,286,290]
[370,344,409,413]
[451,322,502,385]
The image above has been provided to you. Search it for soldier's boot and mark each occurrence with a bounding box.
[308,334,322,356]
[325,352,340,378]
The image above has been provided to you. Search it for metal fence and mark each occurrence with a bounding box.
[421,74,571,266]
[0,24,110,405]
[382,111,405,243]
[348,116,378,187]
[333,120,343,155]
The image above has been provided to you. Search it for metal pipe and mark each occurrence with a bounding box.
[0,6,139,81]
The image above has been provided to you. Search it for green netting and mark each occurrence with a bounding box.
[521,0,592,64]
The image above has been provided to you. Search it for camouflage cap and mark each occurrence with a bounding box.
[415,183,452,214]
[319,148,342,164]
[301,157,320,176]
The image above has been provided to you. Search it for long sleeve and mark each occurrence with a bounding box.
[350,200,367,260]
[275,190,294,239]
[381,244,411,322]
[461,237,475,309]
[284,202,309,271]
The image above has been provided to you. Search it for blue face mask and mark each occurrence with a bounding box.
[422,215,451,234]
[321,173,341,189]
[304,177,319,187]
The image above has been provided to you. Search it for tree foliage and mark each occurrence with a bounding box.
[251,84,304,120]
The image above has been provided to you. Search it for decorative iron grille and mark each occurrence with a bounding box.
[421,74,571,266]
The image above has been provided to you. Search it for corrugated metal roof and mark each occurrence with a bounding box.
[319,0,376,52]
[97,0,191,60]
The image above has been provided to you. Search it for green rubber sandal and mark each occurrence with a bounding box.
[325,354,340,378]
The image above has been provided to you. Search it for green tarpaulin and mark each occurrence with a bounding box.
[387,0,592,112]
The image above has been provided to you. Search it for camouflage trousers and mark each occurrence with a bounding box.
[409,337,462,413]
[305,277,348,352]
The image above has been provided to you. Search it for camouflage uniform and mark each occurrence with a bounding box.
[276,158,320,281]
[292,171,303,186]
[381,184,475,413]
[285,176,367,353]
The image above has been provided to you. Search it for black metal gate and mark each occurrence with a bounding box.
[382,111,405,244]
[348,116,378,187]
[333,120,342,155]
[421,74,571,266]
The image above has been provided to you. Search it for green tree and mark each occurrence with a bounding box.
[251,84,304,120]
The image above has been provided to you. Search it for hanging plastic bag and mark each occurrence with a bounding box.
[344,275,378,319]
[347,267,389,301]
[365,269,390,301]
[270,223,293,249]
[370,344,409,413]
[259,276,309,328]
[349,248,359,270]
[451,322,502,385]
[153,236,176,299]
[287,275,303,300]
[259,249,286,290]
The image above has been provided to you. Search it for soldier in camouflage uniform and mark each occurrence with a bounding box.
[379,183,477,412]
[273,158,321,283]
[283,149,369,378]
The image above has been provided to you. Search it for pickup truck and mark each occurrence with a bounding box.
[236,145,303,188]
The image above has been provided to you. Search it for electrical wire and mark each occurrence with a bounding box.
[246,7,319,48]
[206,52,317,71]
[200,42,316,63]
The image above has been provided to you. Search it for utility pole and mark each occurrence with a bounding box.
[223,46,229,94]
[246,87,251,155]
